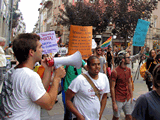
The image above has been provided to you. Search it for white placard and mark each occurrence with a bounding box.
[38,31,58,54]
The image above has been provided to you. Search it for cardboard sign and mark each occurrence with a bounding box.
[68,25,92,59]
[38,31,58,54]
[133,19,150,46]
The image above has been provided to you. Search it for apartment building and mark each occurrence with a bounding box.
[0,0,24,44]
[35,0,160,47]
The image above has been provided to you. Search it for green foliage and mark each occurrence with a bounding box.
[58,0,159,38]
[58,0,114,35]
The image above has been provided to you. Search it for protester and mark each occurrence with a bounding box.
[126,41,145,91]
[0,33,66,119]
[111,51,133,120]
[6,43,14,60]
[95,46,107,74]
[132,63,160,120]
[0,37,6,85]
[144,47,150,60]
[113,47,119,67]
[63,59,87,120]
[107,45,113,69]
[65,56,110,120]
[145,49,157,91]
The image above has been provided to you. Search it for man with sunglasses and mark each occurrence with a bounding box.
[95,47,107,74]
[111,51,133,120]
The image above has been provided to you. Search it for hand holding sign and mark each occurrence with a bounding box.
[133,19,150,47]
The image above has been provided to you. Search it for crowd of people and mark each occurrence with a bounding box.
[0,33,160,120]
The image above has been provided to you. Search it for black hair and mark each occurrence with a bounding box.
[153,64,160,89]
[87,56,99,66]
[95,46,102,51]
[149,49,155,58]
[9,43,12,47]
[54,53,60,57]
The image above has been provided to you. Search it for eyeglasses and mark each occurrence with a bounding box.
[97,50,102,51]
[126,56,130,59]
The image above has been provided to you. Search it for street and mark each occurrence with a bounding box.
[41,60,148,120]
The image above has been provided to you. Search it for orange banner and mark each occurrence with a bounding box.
[68,25,92,59]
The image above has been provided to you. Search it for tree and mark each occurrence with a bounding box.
[58,0,114,38]
[110,0,159,46]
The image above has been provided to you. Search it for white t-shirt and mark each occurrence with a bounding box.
[0,46,6,67]
[68,72,110,120]
[1,67,46,119]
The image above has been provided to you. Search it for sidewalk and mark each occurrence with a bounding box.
[41,60,148,120]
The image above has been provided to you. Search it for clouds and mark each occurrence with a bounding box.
[19,0,41,33]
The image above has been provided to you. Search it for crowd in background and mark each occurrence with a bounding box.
[0,34,160,120]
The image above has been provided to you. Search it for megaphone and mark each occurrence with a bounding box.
[47,51,82,69]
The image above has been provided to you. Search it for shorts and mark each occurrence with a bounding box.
[113,99,132,118]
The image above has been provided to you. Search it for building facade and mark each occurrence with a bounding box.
[34,0,160,49]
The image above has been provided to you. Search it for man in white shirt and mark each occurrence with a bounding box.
[95,47,107,74]
[0,37,6,85]
[0,33,66,119]
[66,56,110,120]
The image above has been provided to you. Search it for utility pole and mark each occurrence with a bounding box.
[8,0,14,44]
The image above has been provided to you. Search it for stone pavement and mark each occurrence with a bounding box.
[41,60,148,120]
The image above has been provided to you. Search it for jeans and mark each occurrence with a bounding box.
[61,79,74,120]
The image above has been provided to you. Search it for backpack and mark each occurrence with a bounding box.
[140,62,152,79]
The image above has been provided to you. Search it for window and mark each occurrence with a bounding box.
[89,0,96,3]
[154,18,157,28]
[74,0,83,2]
[47,23,51,31]
[47,7,52,18]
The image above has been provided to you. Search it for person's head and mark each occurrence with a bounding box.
[128,49,131,55]
[149,49,156,58]
[9,43,12,48]
[153,64,160,89]
[13,33,41,64]
[87,56,100,76]
[117,51,130,65]
[54,53,61,57]
[108,46,112,52]
[146,47,149,52]
[95,47,102,56]
[155,54,160,63]
[0,37,6,46]
[114,47,118,52]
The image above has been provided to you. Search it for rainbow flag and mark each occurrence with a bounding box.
[100,36,112,49]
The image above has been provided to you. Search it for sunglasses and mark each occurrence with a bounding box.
[126,56,130,59]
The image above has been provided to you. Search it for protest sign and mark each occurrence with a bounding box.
[58,47,68,56]
[133,19,150,46]
[38,31,58,54]
[68,25,92,59]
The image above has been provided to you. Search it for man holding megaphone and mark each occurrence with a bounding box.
[0,33,66,119]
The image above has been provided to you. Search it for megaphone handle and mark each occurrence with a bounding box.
[55,64,62,69]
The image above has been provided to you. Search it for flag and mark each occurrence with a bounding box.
[100,36,112,49]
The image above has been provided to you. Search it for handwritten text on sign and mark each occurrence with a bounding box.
[68,25,92,59]
[38,31,58,54]
[133,19,150,46]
